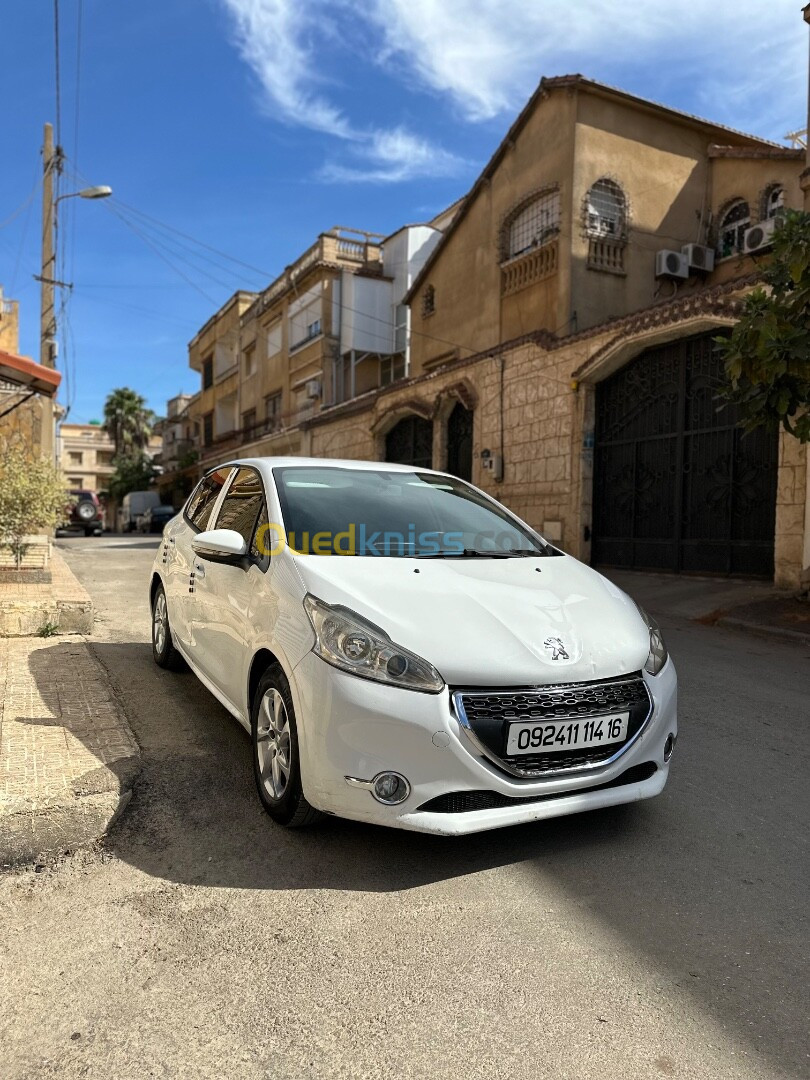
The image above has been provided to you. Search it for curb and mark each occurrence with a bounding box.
[715,616,810,646]
[0,787,134,869]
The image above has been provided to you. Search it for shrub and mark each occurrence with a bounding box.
[0,447,71,568]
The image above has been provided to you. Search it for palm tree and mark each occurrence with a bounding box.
[102,388,155,458]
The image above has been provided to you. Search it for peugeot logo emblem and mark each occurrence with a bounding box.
[544,636,570,660]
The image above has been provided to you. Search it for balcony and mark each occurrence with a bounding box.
[254,229,385,316]
[501,240,558,297]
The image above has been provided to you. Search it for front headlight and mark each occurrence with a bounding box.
[303,594,444,694]
[637,604,668,676]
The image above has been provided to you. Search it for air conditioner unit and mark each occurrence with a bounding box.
[681,243,715,273]
[655,250,689,279]
[743,218,777,255]
[305,378,321,400]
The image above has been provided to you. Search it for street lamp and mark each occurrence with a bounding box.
[37,122,111,459]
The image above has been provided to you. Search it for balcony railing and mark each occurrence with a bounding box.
[254,229,384,317]
[587,236,626,274]
[500,240,558,297]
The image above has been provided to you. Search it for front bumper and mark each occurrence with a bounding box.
[290,651,677,836]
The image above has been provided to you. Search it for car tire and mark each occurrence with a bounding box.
[251,664,321,828]
[151,582,185,671]
[75,499,96,523]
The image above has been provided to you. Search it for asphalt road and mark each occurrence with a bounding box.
[1,534,808,1080]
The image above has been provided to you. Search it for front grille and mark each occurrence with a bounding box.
[417,762,658,813]
[452,674,652,778]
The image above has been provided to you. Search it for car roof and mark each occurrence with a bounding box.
[208,457,452,481]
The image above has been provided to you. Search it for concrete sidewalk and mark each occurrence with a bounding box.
[0,546,93,636]
[0,637,140,867]
[603,568,809,642]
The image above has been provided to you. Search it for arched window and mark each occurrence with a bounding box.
[586,179,627,238]
[717,199,750,259]
[763,185,785,220]
[504,189,560,260]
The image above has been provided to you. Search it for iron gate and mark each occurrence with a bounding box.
[447,402,473,481]
[592,332,778,576]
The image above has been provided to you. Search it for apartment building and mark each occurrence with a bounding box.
[59,422,118,491]
[188,223,448,466]
[154,392,198,472]
[59,422,163,493]
[180,77,808,587]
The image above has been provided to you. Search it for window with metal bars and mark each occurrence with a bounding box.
[505,190,561,259]
[763,185,785,220]
[717,199,750,258]
[586,179,627,238]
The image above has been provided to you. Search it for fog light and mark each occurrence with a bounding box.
[372,772,410,805]
[664,733,676,762]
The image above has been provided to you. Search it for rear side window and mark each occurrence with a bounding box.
[214,468,265,546]
[185,468,231,531]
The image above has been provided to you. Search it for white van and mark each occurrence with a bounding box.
[120,490,161,533]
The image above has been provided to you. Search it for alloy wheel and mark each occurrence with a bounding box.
[256,688,292,799]
[153,591,168,655]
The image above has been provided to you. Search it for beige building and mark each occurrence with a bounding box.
[59,422,162,493]
[0,286,62,457]
[306,78,807,587]
[187,223,450,466]
[182,76,808,588]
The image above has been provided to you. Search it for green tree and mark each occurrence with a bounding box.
[102,388,156,457]
[716,209,810,443]
[0,447,71,568]
[108,452,158,502]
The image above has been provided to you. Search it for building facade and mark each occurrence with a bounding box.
[187,224,449,468]
[59,422,162,494]
[0,286,61,457]
[180,78,808,588]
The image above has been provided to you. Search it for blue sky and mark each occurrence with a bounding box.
[0,0,806,422]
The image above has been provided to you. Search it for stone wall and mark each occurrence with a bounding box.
[775,433,808,589]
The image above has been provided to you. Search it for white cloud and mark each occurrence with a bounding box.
[366,0,805,137]
[220,0,806,184]
[320,128,466,183]
[219,0,466,181]
[220,0,353,137]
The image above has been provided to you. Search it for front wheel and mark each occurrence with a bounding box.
[151,582,185,671]
[252,665,321,828]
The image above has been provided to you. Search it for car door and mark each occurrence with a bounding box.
[169,467,233,650]
[189,466,269,709]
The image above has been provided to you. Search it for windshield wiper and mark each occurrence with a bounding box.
[413,548,543,559]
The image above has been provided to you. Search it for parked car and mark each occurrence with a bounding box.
[59,490,104,537]
[149,458,677,835]
[120,490,161,533]
[138,504,177,534]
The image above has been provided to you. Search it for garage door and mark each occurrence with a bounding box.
[592,332,778,576]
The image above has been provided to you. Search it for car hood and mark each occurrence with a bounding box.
[289,553,650,686]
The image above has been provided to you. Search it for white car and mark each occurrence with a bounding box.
[149,457,677,835]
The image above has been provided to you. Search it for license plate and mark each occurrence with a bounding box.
[505,712,630,755]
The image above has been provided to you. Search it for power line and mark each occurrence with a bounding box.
[53,0,62,148]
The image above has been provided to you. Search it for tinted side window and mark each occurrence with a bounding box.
[215,468,265,546]
[185,468,231,531]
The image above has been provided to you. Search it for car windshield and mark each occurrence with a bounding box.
[272,466,552,557]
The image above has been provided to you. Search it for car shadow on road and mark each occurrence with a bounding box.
[27,638,809,1079]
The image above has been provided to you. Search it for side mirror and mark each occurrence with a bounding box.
[192,528,248,564]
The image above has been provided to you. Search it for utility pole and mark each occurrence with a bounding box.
[39,122,61,461]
